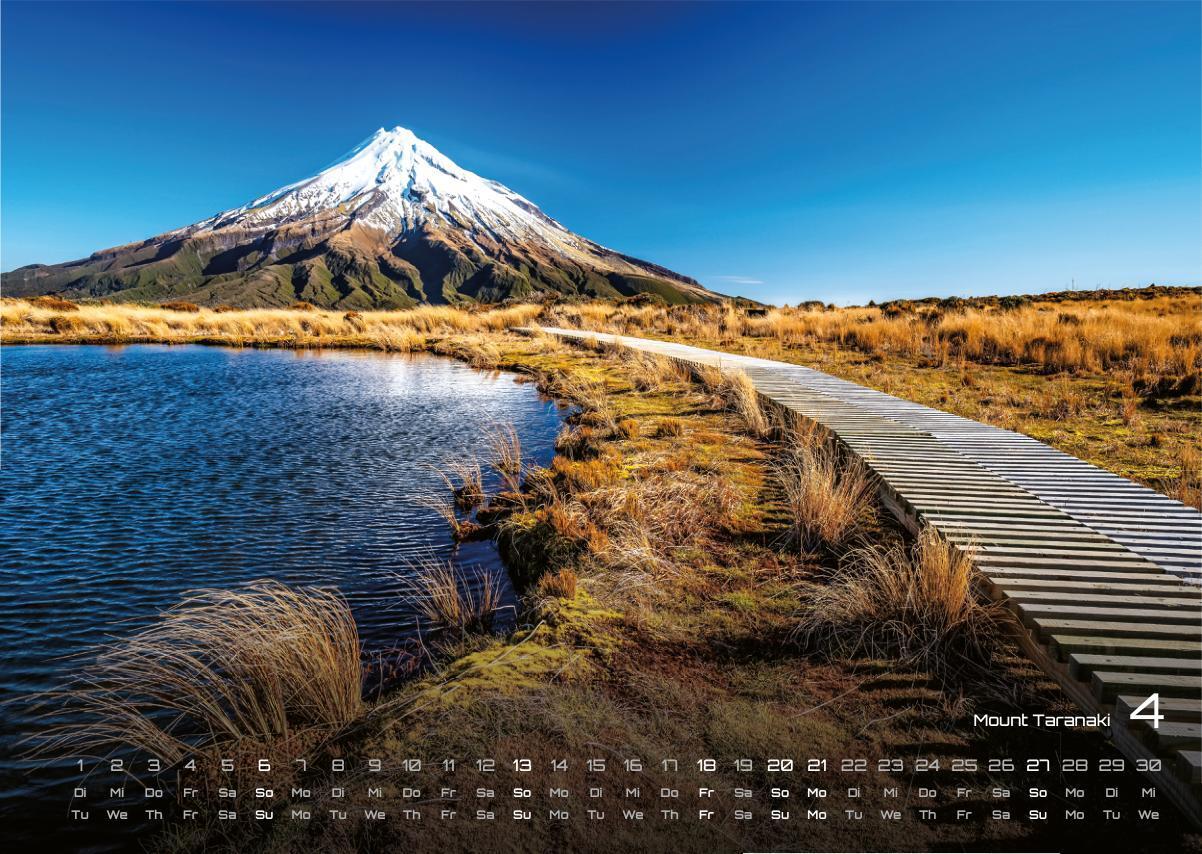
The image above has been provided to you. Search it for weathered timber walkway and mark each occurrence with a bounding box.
[526,326,1202,826]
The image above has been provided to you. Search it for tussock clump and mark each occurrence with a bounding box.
[552,451,624,491]
[1041,378,1086,420]
[370,326,424,352]
[590,472,741,578]
[433,335,502,370]
[692,363,726,393]
[720,369,770,437]
[159,301,201,313]
[420,492,481,541]
[795,530,996,669]
[554,424,602,460]
[28,581,363,763]
[551,373,619,433]
[400,560,504,635]
[537,568,579,600]
[30,295,78,311]
[48,314,84,334]
[487,423,524,493]
[625,350,686,392]
[439,459,485,509]
[776,433,875,552]
[1171,443,1201,509]
[655,417,685,438]
[499,494,605,588]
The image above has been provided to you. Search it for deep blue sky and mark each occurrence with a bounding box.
[2,1,1198,305]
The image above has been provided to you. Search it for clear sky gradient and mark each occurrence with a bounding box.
[2,1,1198,305]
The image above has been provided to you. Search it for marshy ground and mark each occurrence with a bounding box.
[4,290,1199,852]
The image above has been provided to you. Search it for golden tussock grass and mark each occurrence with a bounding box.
[370,326,426,352]
[398,560,505,635]
[1171,443,1201,509]
[623,349,688,392]
[486,423,524,493]
[537,568,578,600]
[544,291,1201,384]
[431,334,503,369]
[438,458,485,509]
[554,423,602,460]
[720,369,770,437]
[420,492,480,541]
[589,471,742,579]
[776,431,875,552]
[690,362,726,393]
[655,417,685,438]
[27,581,363,763]
[1,299,543,346]
[549,372,620,433]
[796,529,995,668]
[28,294,80,312]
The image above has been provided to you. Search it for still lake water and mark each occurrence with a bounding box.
[0,344,565,838]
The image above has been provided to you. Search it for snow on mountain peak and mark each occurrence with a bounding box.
[199,125,574,247]
[4,123,715,307]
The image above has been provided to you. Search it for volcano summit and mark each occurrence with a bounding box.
[3,127,719,308]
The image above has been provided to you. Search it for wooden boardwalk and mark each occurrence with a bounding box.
[527,326,1202,826]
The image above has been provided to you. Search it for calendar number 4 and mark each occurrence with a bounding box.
[1129,693,1162,730]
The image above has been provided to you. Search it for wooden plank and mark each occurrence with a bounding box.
[978,555,1161,572]
[1092,671,1202,702]
[999,590,1202,610]
[1014,602,1201,626]
[990,578,1195,596]
[1117,695,1202,724]
[984,567,1195,585]
[1146,723,1202,751]
[1051,635,1202,661]
[1031,618,1202,641]
[1178,752,1202,785]
[1068,653,1202,679]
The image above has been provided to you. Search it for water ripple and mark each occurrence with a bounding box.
[0,344,564,835]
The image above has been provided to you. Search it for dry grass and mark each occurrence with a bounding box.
[691,362,726,393]
[1171,443,1201,509]
[431,334,503,369]
[399,560,504,635]
[720,369,770,436]
[420,492,480,541]
[776,431,875,552]
[486,423,524,493]
[537,568,579,600]
[796,529,994,668]
[1,299,542,346]
[28,581,363,763]
[655,417,685,438]
[369,326,426,352]
[438,458,485,509]
[544,290,1201,384]
[160,300,200,313]
[624,349,687,392]
[28,294,79,311]
[589,471,742,580]
[549,372,619,433]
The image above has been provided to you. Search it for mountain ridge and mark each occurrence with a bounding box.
[3,127,722,308]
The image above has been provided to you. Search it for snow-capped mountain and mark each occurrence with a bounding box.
[4,126,719,308]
